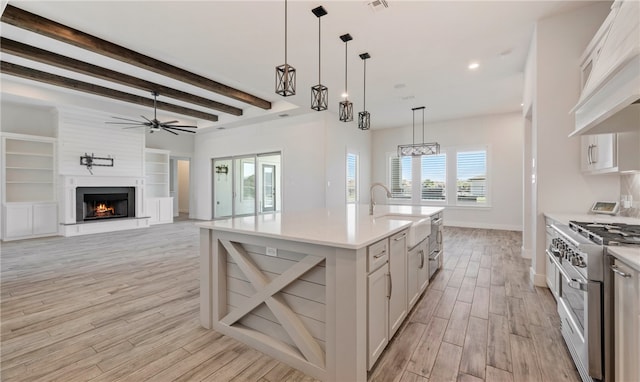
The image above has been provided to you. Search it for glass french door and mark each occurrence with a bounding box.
[212,152,281,219]
[262,164,276,212]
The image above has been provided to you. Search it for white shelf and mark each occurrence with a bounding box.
[3,134,56,204]
[144,148,170,198]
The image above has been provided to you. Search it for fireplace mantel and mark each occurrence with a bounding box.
[59,175,149,236]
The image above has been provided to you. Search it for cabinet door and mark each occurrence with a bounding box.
[145,199,159,224]
[407,245,420,309]
[546,252,558,300]
[388,230,407,337]
[592,134,616,170]
[614,259,639,382]
[418,240,429,293]
[32,203,58,235]
[367,264,389,370]
[158,197,173,223]
[4,204,33,238]
[581,135,595,172]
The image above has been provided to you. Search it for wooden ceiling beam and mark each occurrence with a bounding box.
[1,5,272,110]
[1,37,242,116]
[1,61,219,122]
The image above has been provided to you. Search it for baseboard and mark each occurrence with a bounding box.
[445,220,523,232]
[530,266,546,287]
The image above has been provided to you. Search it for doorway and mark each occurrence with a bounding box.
[212,152,281,219]
[170,157,191,220]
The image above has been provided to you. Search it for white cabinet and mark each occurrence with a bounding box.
[581,130,640,174]
[144,148,172,225]
[366,229,408,370]
[367,264,389,370]
[388,230,407,338]
[407,240,429,310]
[145,197,173,225]
[2,133,58,240]
[612,258,640,382]
[545,218,560,299]
[4,202,58,240]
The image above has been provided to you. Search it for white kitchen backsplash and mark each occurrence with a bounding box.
[620,173,640,218]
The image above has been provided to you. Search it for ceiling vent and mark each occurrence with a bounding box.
[367,0,389,12]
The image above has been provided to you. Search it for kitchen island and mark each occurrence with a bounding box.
[198,204,443,381]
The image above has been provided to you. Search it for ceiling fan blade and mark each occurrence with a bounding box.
[105,121,147,126]
[164,124,198,128]
[110,116,145,123]
[162,120,179,125]
[163,126,197,134]
[141,115,153,123]
[162,127,179,135]
[122,126,146,129]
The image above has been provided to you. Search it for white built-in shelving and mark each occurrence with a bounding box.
[144,148,172,225]
[2,133,58,240]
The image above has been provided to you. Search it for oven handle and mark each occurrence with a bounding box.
[549,250,588,291]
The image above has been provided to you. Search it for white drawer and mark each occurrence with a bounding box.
[368,239,388,273]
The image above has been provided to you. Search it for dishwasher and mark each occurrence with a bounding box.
[428,212,443,279]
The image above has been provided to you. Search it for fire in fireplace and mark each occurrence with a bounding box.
[76,187,135,222]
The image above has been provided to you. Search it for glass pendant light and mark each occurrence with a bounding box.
[339,33,353,122]
[311,6,328,111]
[397,107,440,156]
[358,52,371,130]
[275,0,296,97]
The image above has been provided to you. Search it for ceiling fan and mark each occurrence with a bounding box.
[106,92,197,135]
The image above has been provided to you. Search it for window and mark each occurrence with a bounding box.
[346,153,359,203]
[387,147,489,207]
[389,156,412,199]
[456,150,487,204]
[421,154,446,201]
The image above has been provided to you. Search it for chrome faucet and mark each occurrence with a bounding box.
[369,182,392,215]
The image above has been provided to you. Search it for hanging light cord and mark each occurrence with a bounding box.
[284,0,288,66]
[422,107,425,144]
[344,41,348,98]
[363,59,366,110]
[318,14,321,84]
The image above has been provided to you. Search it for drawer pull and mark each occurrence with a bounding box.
[373,250,386,259]
[394,233,406,241]
[610,264,631,278]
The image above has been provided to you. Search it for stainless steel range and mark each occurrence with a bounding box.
[548,221,640,382]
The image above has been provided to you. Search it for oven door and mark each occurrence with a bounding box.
[557,263,603,380]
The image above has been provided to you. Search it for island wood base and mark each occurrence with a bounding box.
[200,228,368,381]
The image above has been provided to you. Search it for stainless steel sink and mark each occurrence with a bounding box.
[377,214,431,248]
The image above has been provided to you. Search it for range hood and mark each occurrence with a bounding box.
[570,0,639,136]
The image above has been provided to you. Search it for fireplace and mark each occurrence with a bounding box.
[76,187,135,222]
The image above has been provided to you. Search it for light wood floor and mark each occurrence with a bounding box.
[0,220,580,382]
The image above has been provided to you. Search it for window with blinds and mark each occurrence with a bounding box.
[389,156,412,199]
[346,153,359,203]
[456,150,487,204]
[421,154,446,201]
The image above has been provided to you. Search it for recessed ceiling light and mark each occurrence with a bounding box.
[468,62,480,70]
[520,103,524,107]
[217,127,226,130]
[401,95,415,100]
[279,113,289,118]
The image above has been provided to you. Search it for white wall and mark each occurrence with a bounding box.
[324,118,372,208]
[527,1,617,285]
[193,112,372,220]
[146,130,194,158]
[57,107,144,177]
[1,101,57,137]
[373,112,524,230]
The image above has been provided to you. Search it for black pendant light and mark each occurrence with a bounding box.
[358,52,371,130]
[311,6,328,111]
[275,0,296,97]
[397,107,440,156]
[339,33,353,122]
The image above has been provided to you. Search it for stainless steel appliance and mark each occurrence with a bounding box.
[428,212,443,279]
[548,223,604,382]
[549,220,640,382]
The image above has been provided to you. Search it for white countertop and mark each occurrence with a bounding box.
[196,204,444,250]
[544,212,640,226]
[607,246,640,272]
